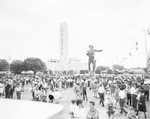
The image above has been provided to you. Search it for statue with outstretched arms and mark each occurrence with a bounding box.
[87,45,103,74]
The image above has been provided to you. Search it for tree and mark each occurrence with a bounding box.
[112,64,124,70]
[10,60,24,74]
[0,59,9,71]
[23,58,46,73]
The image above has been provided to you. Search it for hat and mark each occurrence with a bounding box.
[130,108,137,112]
[89,45,94,48]
[48,94,54,100]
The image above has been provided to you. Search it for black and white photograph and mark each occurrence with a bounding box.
[0,0,150,119]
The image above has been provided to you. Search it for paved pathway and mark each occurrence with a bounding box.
[11,86,150,119]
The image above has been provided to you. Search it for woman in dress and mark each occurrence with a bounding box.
[0,81,4,97]
[105,90,115,119]
[76,84,83,100]
[15,83,22,99]
[93,82,98,98]
[137,90,147,119]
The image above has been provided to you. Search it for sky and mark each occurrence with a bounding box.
[0,0,150,68]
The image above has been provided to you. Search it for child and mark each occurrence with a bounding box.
[105,90,115,119]
[127,108,138,119]
[75,84,82,100]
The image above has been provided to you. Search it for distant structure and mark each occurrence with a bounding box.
[68,58,87,71]
[46,58,87,72]
[59,22,68,71]
[46,22,87,72]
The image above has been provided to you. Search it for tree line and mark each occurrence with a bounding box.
[0,57,125,75]
[0,58,46,74]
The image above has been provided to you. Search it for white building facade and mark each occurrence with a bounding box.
[46,59,59,71]
[46,58,87,71]
[68,58,87,71]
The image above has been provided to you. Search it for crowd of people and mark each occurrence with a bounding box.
[0,73,149,119]
[0,74,73,102]
[68,74,150,119]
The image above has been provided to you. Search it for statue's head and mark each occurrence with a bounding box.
[89,45,94,49]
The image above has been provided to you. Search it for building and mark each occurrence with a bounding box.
[46,58,87,71]
[46,22,87,72]
[46,59,59,71]
[59,22,68,71]
[68,58,87,71]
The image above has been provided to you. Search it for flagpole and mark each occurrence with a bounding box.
[142,28,149,67]
[8,57,11,75]
[144,30,148,60]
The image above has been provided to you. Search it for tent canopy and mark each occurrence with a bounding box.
[21,70,34,74]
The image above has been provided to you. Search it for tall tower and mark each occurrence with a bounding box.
[59,22,68,71]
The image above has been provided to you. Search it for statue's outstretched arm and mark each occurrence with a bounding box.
[94,49,103,52]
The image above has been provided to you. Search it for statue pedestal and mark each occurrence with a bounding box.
[89,70,95,77]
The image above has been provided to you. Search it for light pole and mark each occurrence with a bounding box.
[142,28,150,67]
[8,57,11,74]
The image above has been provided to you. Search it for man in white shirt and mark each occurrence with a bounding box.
[130,84,137,108]
[130,85,136,95]
[98,84,105,107]
[118,87,127,116]
[69,99,78,113]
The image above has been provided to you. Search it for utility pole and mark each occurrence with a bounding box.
[142,28,150,67]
